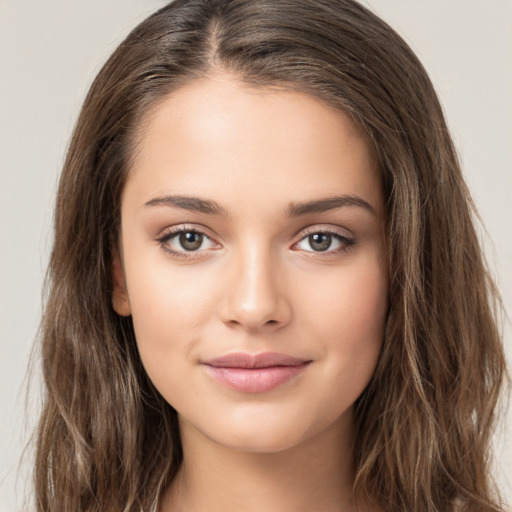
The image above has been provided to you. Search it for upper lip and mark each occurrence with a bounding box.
[203,352,311,369]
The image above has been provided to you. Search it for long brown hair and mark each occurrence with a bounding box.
[35,1,507,511]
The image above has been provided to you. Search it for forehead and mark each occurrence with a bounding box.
[125,74,382,215]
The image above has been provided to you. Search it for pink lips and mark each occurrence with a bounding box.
[203,352,311,393]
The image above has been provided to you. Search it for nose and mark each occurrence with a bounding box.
[218,243,292,332]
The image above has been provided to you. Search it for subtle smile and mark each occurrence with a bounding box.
[202,352,312,393]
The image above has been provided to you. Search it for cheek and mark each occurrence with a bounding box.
[303,255,387,340]
[341,265,388,338]
[298,252,388,387]
[122,249,222,389]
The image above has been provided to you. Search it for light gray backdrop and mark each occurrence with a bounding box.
[1,1,511,510]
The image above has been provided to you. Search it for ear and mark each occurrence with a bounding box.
[111,248,131,317]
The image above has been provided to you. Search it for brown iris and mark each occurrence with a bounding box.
[179,231,203,251]
[308,233,332,252]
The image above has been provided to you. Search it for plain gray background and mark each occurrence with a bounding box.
[1,1,511,510]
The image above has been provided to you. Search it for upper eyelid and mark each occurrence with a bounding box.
[157,224,214,239]
[294,224,353,240]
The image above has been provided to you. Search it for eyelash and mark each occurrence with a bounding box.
[292,227,356,257]
[156,225,216,260]
[155,225,356,260]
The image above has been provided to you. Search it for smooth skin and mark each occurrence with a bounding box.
[113,74,388,512]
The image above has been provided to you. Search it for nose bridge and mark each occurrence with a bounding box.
[220,238,290,331]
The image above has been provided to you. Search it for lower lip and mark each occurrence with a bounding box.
[204,364,310,393]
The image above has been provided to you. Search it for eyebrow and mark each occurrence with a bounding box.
[144,194,375,217]
[287,195,375,216]
[144,195,228,216]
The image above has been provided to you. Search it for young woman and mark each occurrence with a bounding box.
[35,1,508,511]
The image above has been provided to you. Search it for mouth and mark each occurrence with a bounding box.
[202,352,312,393]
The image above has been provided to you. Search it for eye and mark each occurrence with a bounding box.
[294,230,355,254]
[157,227,218,255]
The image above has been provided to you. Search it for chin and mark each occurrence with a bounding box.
[184,404,342,455]
[211,427,309,454]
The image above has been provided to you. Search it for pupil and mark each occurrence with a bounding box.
[309,233,331,251]
[179,231,203,251]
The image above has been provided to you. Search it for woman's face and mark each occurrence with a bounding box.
[114,75,388,453]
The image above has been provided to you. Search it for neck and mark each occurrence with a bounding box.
[161,414,362,512]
